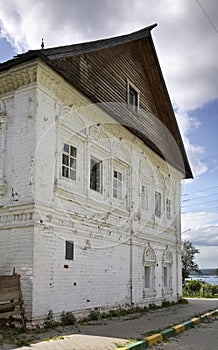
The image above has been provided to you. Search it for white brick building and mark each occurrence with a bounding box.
[0,25,192,322]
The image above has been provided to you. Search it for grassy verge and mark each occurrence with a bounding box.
[0,299,188,347]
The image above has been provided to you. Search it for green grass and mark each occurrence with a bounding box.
[0,299,188,346]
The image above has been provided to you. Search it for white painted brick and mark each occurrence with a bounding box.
[0,65,184,321]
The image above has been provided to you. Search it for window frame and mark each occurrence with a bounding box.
[141,184,148,211]
[163,266,168,287]
[90,157,102,193]
[163,250,173,291]
[65,241,74,260]
[166,198,171,220]
[144,266,151,289]
[155,191,162,218]
[127,79,140,114]
[62,143,77,181]
[113,169,123,200]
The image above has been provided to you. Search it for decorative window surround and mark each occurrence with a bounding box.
[143,245,156,294]
[162,248,173,291]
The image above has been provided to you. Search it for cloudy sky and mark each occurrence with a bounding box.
[0,0,218,268]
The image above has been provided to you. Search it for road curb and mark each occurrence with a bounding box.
[120,308,218,350]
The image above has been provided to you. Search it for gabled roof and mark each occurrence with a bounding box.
[0,24,192,179]
[0,24,157,69]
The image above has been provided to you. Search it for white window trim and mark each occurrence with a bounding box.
[166,197,171,220]
[113,169,123,200]
[155,191,162,218]
[111,159,129,211]
[143,247,156,293]
[141,184,149,211]
[62,143,77,181]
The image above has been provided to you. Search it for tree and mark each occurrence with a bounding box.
[181,240,201,281]
[214,268,218,276]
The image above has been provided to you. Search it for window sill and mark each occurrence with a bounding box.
[0,182,7,196]
[163,288,173,296]
[143,289,156,298]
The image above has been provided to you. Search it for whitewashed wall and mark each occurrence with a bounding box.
[0,61,183,321]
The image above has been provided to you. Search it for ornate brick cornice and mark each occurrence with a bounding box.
[0,61,38,95]
[0,58,91,110]
[37,61,89,108]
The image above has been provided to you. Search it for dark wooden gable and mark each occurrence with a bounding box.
[0,25,192,178]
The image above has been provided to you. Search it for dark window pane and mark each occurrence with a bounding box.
[62,154,69,166]
[70,146,77,157]
[62,166,69,178]
[90,158,101,192]
[64,144,69,153]
[65,241,74,260]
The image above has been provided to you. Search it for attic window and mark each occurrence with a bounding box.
[127,80,139,114]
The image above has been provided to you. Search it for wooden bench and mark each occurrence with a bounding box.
[0,270,26,327]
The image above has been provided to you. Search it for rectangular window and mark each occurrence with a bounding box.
[166,198,171,219]
[65,241,74,260]
[144,266,151,288]
[113,170,122,200]
[127,82,139,114]
[164,266,168,287]
[141,185,148,210]
[62,143,77,181]
[155,191,161,218]
[90,158,102,192]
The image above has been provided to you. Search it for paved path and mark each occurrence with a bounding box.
[157,317,218,350]
[77,298,218,339]
[1,298,218,350]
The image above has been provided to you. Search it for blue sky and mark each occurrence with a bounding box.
[0,0,218,268]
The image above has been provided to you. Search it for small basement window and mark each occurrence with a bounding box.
[127,81,139,114]
[65,241,74,260]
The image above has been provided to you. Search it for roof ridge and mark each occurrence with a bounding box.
[40,23,157,59]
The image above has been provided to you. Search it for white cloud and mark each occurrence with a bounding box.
[176,111,207,178]
[0,0,216,178]
[182,211,218,267]
[194,246,218,269]
[182,211,218,246]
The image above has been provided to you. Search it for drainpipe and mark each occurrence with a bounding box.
[130,228,133,305]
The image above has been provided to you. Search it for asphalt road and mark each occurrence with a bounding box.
[156,317,218,350]
[1,299,217,350]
